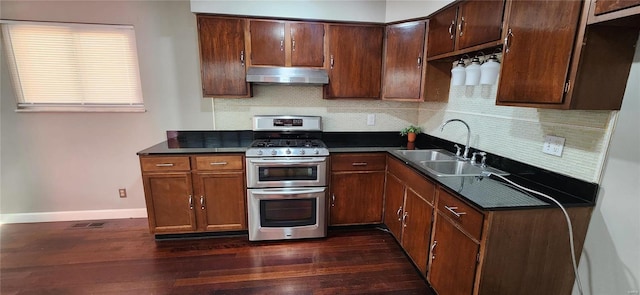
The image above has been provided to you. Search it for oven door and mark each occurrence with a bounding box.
[247,187,326,241]
[246,157,327,188]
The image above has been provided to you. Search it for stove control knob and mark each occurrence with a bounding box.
[271,150,277,156]
[257,150,263,156]
[286,149,291,155]
[314,149,319,155]
[300,149,306,155]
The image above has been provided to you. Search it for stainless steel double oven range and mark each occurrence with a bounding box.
[245,115,329,241]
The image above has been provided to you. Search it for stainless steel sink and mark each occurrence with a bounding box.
[392,149,457,162]
[419,160,509,177]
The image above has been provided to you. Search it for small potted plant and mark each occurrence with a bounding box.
[400,125,422,143]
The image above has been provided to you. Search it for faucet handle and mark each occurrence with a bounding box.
[472,152,487,167]
[454,144,462,157]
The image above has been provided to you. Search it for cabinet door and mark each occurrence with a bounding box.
[142,173,196,234]
[401,189,433,275]
[496,0,582,105]
[456,0,505,50]
[426,5,457,57]
[193,172,246,232]
[330,171,385,225]
[250,20,286,66]
[324,25,384,99]
[382,21,427,101]
[428,214,479,295]
[383,172,405,240]
[290,22,325,67]
[198,17,251,97]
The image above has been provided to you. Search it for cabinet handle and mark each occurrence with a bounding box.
[240,50,245,66]
[431,241,438,260]
[292,39,296,51]
[448,20,455,40]
[155,163,174,167]
[402,212,408,228]
[209,162,228,166]
[280,40,284,51]
[200,196,205,210]
[458,16,465,37]
[444,205,467,218]
[330,55,334,69]
[188,195,194,210]
[351,162,368,166]
[331,194,336,207]
[417,56,422,68]
[396,206,403,221]
[504,28,513,54]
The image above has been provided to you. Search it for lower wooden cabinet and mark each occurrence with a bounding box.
[384,156,436,275]
[329,153,386,225]
[428,189,481,295]
[140,154,246,234]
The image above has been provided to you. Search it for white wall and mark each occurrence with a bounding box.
[385,0,454,22]
[0,0,208,221]
[575,39,640,295]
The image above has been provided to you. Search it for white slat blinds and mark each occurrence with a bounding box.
[1,21,144,112]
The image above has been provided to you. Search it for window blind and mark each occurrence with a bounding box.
[1,20,144,112]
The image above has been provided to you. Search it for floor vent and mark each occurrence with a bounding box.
[70,222,106,229]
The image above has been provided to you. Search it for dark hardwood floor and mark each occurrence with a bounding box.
[1,218,435,294]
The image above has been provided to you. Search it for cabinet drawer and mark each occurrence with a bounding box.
[388,156,435,204]
[194,155,243,171]
[140,156,191,172]
[437,188,483,240]
[331,153,386,171]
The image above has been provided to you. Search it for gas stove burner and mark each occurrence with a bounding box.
[247,116,329,157]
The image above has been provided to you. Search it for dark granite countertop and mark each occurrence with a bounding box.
[136,130,597,211]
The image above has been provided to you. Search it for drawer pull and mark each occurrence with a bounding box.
[431,241,438,260]
[155,163,175,167]
[402,212,408,227]
[444,205,466,218]
[396,206,403,221]
[200,196,205,210]
[188,195,194,210]
[209,162,228,166]
[351,162,368,166]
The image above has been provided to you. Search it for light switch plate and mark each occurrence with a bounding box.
[543,135,565,157]
[367,114,375,126]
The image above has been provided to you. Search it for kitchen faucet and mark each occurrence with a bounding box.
[440,119,471,160]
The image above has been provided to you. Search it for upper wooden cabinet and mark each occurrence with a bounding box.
[248,20,325,67]
[197,16,251,98]
[496,0,640,109]
[324,24,384,99]
[382,21,428,101]
[426,0,505,58]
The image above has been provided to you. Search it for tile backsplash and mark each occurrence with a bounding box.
[212,83,614,183]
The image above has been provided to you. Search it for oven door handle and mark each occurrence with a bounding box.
[248,158,326,164]
[249,187,326,196]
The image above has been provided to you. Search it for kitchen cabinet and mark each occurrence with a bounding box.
[330,153,386,225]
[382,21,428,101]
[197,16,251,98]
[324,24,384,99]
[426,0,505,59]
[248,20,324,67]
[140,154,246,234]
[422,184,593,295]
[428,188,481,295]
[496,0,640,109]
[384,156,436,275]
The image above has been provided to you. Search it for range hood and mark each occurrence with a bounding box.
[246,67,329,85]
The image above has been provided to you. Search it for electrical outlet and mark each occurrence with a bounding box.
[542,135,565,157]
[367,114,375,126]
[118,188,127,198]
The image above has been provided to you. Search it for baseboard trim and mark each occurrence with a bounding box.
[0,208,148,224]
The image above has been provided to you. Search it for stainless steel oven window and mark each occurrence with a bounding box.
[260,199,316,227]
[246,157,327,188]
